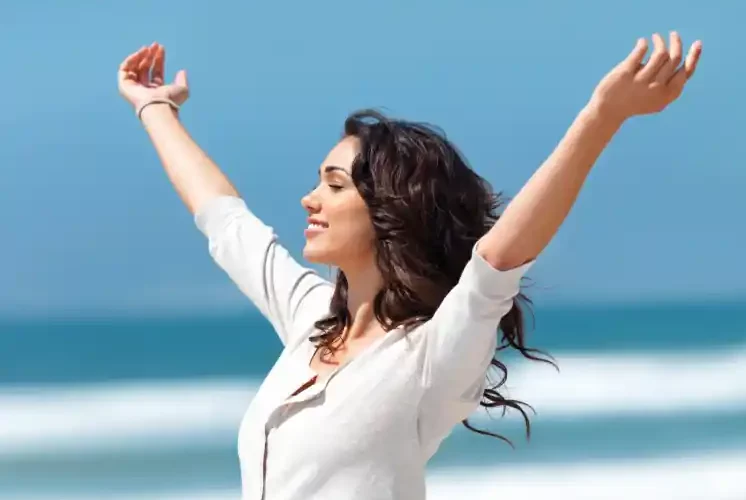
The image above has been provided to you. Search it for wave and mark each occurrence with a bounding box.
[427,451,746,500]
[0,380,253,456]
[503,343,746,417]
[2,346,745,456]
[10,451,746,499]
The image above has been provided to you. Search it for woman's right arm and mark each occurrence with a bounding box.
[140,104,238,214]
[119,42,237,214]
[118,43,333,345]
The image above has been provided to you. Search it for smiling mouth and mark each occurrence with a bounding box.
[304,221,328,238]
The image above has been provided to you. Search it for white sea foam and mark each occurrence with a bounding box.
[0,379,255,456]
[499,343,746,418]
[426,451,746,500]
[1,346,745,456]
[11,452,746,499]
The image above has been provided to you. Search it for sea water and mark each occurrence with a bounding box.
[1,300,745,499]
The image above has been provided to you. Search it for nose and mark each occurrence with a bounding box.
[301,188,321,214]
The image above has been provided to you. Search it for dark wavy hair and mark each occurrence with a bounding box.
[310,109,553,445]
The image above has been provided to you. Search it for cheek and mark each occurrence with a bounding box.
[336,206,376,252]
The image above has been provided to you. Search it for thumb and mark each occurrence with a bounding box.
[174,69,188,88]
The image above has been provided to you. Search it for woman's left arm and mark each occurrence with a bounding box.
[479,32,702,271]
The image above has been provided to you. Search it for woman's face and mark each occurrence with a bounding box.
[301,136,376,270]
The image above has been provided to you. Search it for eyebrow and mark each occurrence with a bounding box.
[319,165,351,178]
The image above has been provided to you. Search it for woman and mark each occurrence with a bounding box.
[118,33,701,499]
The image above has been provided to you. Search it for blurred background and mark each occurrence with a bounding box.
[2,1,745,499]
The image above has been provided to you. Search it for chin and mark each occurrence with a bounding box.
[302,243,335,265]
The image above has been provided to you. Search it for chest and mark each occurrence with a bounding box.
[238,331,427,456]
[308,336,381,379]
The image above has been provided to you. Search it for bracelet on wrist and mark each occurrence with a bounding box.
[136,98,180,120]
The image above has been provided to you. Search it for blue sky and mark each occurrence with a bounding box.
[1,1,743,316]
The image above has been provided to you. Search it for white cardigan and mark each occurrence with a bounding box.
[195,195,533,500]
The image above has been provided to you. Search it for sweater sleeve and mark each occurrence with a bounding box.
[195,195,333,346]
[420,243,534,432]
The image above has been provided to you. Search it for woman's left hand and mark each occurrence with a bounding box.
[590,32,702,123]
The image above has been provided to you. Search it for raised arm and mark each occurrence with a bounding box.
[479,32,702,271]
[418,33,702,438]
[117,43,333,346]
[118,43,237,214]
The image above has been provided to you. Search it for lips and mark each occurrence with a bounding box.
[306,217,329,229]
[304,217,328,238]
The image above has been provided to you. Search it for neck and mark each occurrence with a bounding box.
[340,259,384,339]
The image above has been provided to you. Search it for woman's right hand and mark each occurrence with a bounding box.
[118,42,190,114]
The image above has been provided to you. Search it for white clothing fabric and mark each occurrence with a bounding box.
[194,195,533,500]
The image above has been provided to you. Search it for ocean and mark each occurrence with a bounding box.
[2,300,745,499]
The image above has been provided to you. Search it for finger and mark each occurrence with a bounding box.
[118,47,145,72]
[621,38,649,73]
[637,33,670,82]
[137,44,157,86]
[668,40,704,91]
[174,69,188,88]
[684,40,703,79]
[656,31,682,84]
[152,44,165,86]
[118,46,148,82]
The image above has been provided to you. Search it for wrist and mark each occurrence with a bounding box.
[139,102,180,125]
[136,97,180,121]
[581,99,626,132]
